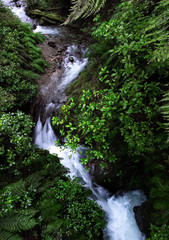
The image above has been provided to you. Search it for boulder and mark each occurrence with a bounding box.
[45,12,64,22]
[29,9,65,24]
[48,41,56,48]
[69,56,74,62]
[30,9,44,16]
[40,16,56,25]
[134,202,150,235]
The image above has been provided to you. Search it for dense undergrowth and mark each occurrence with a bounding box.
[52,0,169,238]
[0,2,104,239]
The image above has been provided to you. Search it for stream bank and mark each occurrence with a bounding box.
[31,27,88,123]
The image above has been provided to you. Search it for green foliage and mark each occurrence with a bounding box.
[39,177,104,239]
[0,147,104,239]
[0,87,16,113]
[26,0,56,10]
[0,1,47,109]
[0,209,37,231]
[147,224,169,240]
[31,58,50,73]
[161,86,169,141]
[0,231,22,240]
[52,0,169,227]
[64,0,107,24]
[0,2,105,240]
[53,0,169,163]
[22,70,40,80]
[0,111,37,173]
[0,209,37,240]
[147,154,169,225]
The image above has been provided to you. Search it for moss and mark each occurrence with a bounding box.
[29,9,44,16]
[45,12,64,22]
[40,16,58,25]
[65,63,99,98]
[29,9,65,24]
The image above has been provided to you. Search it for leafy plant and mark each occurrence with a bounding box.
[147,224,169,240]
[53,0,169,228]
[64,0,107,24]
[0,209,37,240]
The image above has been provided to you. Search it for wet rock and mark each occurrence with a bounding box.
[39,19,45,25]
[48,41,56,48]
[29,9,65,24]
[40,16,56,25]
[134,202,150,235]
[69,56,74,62]
[30,9,43,16]
[57,48,65,54]
[45,12,64,22]
[16,3,21,7]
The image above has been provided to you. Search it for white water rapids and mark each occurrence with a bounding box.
[2,0,147,238]
[34,47,146,240]
[34,118,146,240]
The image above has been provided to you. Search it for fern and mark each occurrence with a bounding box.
[31,62,45,73]
[145,0,169,62]
[0,209,37,240]
[64,0,107,24]
[34,32,46,43]
[22,70,40,80]
[0,229,22,240]
[26,172,43,189]
[0,209,37,232]
[9,180,26,197]
[22,36,36,44]
[161,86,169,141]
[32,58,50,68]
[42,219,64,234]
[42,234,56,240]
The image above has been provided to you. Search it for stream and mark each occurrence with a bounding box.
[2,1,147,239]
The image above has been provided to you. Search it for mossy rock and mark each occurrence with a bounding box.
[29,9,65,24]
[39,18,45,25]
[44,13,64,22]
[40,16,57,25]
[29,9,44,16]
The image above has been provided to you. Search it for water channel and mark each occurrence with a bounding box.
[2,1,147,239]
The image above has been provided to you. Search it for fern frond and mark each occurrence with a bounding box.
[64,0,107,24]
[153,199,168,210]
[42,219,63,234]
[0,229,22,240]
[161,85,169,141]
[26,172,43,189]
[42,234,56,240]
[9,180,26,197]
[22,70,40,80]
[0,209,37,233]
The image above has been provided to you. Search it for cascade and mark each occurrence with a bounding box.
[34,47,146,240]
[2,0,147,239]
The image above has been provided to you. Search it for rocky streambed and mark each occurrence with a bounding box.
[31,27,88,123]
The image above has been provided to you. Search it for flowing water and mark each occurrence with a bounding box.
[2,0,147,239]
[34,48,146,240]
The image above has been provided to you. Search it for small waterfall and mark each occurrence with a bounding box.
[34,117,146,240]
[33,45,146,240]
[2,0,34,24]
[1,0,61,34]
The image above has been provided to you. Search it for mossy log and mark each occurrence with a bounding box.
[29,9,65,25]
